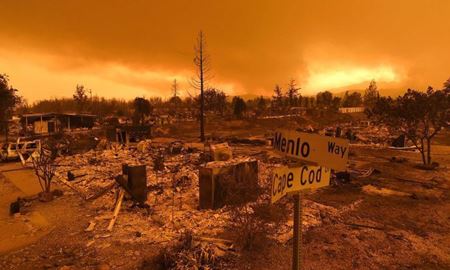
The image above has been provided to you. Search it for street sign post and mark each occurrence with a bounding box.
[293,193,302,270]
[271,165,331,270]
[271,130,349,270]
[272,130,349,171]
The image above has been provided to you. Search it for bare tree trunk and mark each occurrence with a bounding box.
[407,134,426,165]
[419,138,426,165]
[426,137,432,165]
[193,31,207,142]
[4,122,8,143]
[199,33,205,142]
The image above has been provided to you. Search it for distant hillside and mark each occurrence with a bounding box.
[239,94,264,100]
[228,82,412,100]
[332,88,406,98]
[225,94,264,101]
[230,88,406,100]
[314,80,406,97]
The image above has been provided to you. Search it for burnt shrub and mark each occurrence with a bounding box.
[145,230,233,270]
[229,201,288,251]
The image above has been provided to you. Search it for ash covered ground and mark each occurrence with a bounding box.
[1,117,449,270]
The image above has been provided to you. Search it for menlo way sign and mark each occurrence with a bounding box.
[273,130,349,171]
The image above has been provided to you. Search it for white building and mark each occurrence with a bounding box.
[339,107,365,114]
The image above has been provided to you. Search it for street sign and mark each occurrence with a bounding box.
[271,130,342,270]
[272,130,349,171]
[271,165,331,204]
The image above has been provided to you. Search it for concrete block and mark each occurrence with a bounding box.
[199,159,258,209]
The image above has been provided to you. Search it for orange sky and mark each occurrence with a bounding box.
[1,0,449,102]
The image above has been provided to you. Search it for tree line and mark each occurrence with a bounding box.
[271,79,379,112]
[12,79,379,118]
[1,73,449,168]
[2,75,445,125]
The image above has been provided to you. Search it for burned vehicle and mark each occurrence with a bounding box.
[0,140,41,162]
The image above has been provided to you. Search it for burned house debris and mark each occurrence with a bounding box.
[115,164,148,205]
[199,158,258,209]
[105,124,152,145]
[20,113,96,136]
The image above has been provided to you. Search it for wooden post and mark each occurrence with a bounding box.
[293,193,302,270]
[107,189,125,231]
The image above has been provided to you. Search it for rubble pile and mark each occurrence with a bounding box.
[352,125,392,145]
[54,143,234,246]
[320,122,406,147]
[50,139,362,264]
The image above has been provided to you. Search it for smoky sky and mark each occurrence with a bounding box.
[1,0,450,101]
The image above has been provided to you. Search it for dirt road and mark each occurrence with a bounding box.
[0,163,52,254]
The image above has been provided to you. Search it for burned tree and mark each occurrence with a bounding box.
[0,74,20,143]
[31,147,58,201]
[370,87,449,166]
[444,77,450,90]
[73,84,89,113]
[132,97,152,126]
[256,96,267,116]
[272,84,284,112]
[316,91,333,109]
[169,80,182,115]
[200,88,227,116]
[192,31,211,142]
[363,80,380,109]
[232,96,247,119]
[342,91,363,107]
[171,78,179,98]
[287,79,301,107]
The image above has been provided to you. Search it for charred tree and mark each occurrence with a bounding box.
[171,79,178,98]
[192,31,211,142]
[31,147,58,202]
